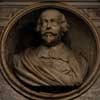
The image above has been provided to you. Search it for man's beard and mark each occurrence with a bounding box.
[42,32,61,47]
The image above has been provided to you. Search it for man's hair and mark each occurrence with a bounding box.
[36,9,70,35]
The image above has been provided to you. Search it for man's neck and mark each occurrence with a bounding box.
[42,41,63,48]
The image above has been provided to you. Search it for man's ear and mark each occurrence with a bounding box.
[61,14,70,33]
[62,22,69,33]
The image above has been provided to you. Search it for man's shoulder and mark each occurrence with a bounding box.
[13,47,36,59]
[74,51,88,65]
[61,46,76,59]
[63,47,88,67]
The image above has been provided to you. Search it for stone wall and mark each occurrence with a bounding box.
[0,1,100,100]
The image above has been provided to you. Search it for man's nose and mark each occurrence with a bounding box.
[46,22,52,29]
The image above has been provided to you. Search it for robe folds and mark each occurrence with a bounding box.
[13,43,88,86]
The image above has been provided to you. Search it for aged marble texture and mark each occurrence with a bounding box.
[0,71,100,100]
[0,1,100,100]
[0,72,27,100]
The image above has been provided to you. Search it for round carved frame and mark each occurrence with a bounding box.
[1,2,100,100]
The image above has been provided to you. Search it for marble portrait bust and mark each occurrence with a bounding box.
[13,9,88,87]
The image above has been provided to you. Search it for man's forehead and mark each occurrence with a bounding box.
[41,9,62,19]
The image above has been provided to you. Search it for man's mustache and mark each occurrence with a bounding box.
[42,32,57,36]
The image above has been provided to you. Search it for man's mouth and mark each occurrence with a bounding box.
[43,32,57,36]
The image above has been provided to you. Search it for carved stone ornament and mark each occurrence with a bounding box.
[0,2,100,100]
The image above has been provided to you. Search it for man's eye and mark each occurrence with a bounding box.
[51,19,54,22]
[51,20,59,25]
[42,21,47,26]
[52,22,58,26]
[42,23,47,26]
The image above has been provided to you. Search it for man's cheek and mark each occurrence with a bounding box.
[41,27,45,33]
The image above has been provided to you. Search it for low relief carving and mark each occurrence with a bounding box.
[13,9,88,87]
[0,7,21,18]
[0,3,100,100]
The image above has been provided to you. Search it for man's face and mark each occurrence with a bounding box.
[40,10,62,46]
